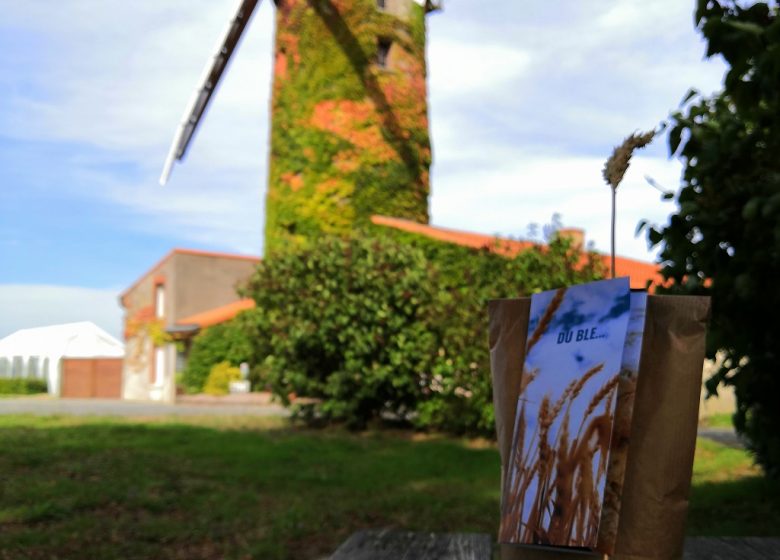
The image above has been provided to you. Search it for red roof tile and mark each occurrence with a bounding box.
[177,299,256,329]
[370,215,664,291]
[371,215,536,256]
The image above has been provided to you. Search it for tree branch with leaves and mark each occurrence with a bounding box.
[645,0,780,477]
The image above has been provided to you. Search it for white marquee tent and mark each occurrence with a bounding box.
[0,322,124,396]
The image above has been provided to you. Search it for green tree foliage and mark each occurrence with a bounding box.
[646,1,780,475]
[377,226,604,434]
[247,235,438,427]
[180,311,268,394]
[243,233,604,433]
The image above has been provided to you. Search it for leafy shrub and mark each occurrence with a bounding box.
[0,378,48,395]
[181,310,269,393]
[203,362,243,396]
[245,235,439,428]
[377,226,604,434]
[244,232,604,433]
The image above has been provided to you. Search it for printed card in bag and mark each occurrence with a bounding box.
[499,277,646,550]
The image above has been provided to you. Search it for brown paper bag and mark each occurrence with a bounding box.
[489,295,710,560]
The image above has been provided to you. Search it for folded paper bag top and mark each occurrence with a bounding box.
[489,294,710,560]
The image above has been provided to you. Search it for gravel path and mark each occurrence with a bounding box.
[0,396,289,417]
[698,427,745,448]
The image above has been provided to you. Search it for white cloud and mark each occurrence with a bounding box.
[428,40,531,99]
[1,0,727,264]
[2,0,274,253]
[425,0,725,260]
[0,285,123,340]
[2,1,273,154]
[431,153,681,260]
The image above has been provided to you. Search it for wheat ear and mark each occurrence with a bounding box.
[527,287,566,352]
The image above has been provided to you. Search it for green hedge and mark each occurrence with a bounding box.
[237,232,603,434]
[373,226,605,433]
[180,310,269,394]
[247,235,437,427]
[0,378,48,395]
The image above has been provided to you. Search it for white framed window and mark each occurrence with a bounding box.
[155,285,165,318]
[154,347,166,386]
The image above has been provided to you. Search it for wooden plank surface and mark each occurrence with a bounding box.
[683,537,780,560]
[330,531,780,560]
[330,529,492,560]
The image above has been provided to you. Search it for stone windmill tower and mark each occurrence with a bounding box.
[161,0,441,255]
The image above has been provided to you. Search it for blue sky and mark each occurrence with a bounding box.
[0,1,726,338]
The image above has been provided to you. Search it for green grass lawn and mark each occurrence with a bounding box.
[699,412,735,429]
[0,415,777,560]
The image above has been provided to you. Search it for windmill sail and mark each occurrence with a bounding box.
[160,0,261,185]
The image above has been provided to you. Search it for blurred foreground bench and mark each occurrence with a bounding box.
[330,530,491,559]
[330,530,780,559]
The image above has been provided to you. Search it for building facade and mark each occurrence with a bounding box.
[120,249,260,402]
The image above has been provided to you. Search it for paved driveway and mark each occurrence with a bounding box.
[1,399,744,447]
[0,397,289,417]
[698,427,745,448]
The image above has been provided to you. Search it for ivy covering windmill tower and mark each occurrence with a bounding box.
[161,0,440,255]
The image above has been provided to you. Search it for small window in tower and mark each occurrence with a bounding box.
[376,0,386,9]
[377,38,392,68]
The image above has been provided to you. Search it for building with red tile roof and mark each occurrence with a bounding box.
[370,215,664,290]
[120,248,260,402]
[120,217,661,402]
[177,299,256,330]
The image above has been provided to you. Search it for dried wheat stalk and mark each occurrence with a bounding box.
[503,368,621,548]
